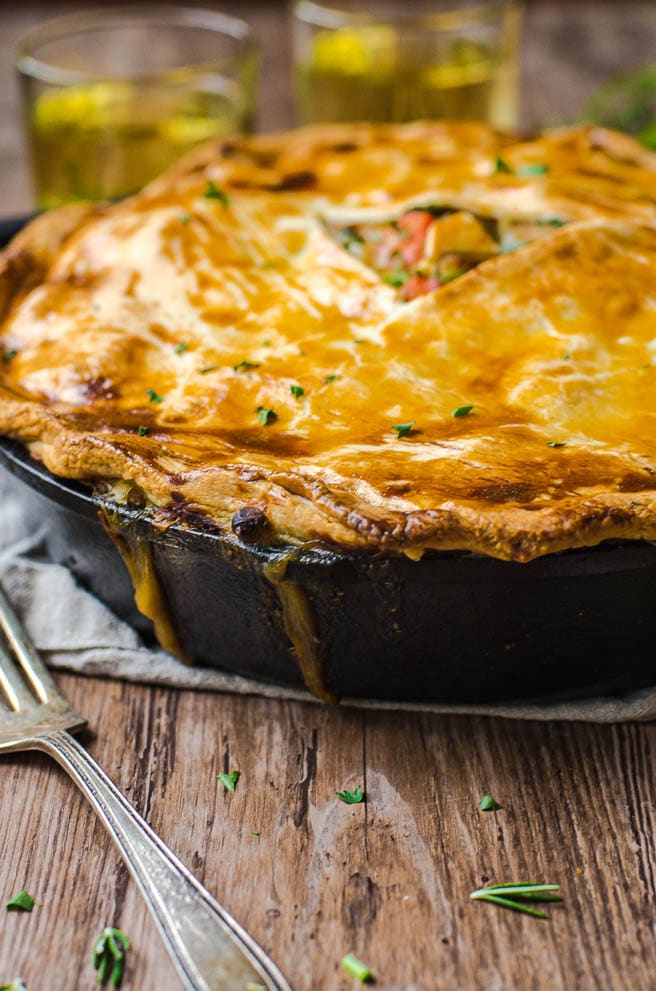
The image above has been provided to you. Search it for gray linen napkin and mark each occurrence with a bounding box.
[2,474,654,722]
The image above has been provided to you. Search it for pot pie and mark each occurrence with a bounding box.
[2,121,656,564]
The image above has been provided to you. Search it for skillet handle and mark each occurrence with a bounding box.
[30,729,292,991]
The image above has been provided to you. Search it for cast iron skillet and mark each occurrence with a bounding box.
[2,215,656,705]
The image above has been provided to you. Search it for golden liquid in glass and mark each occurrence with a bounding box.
[296,26,517,127]
[28,80,250,209]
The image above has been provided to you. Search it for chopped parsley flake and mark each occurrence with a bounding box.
[261,339,271,347]
[0,981,27,991]
[218,770,240,792]
[199,365,219,374]
[341,954,373,983]
[251,831,261,837]
[541,216,566,227]
[452,405,474,418]
[290,384,305,399]
[174,342,188,354]
[145,388,163,403]
[137,425,149,437]
[412,203,447,216]
[391,421,415,438]
[336,226,365,252]
[547,441,567,448]
[92,927,131,987]
[2,349,17,363]
[493,156,513,175]
[479,794,502,812]
[256,406,276,426]
[203,180,230,205]
[382,270,409,288]
[324,374,340,384]
[517,163,549,177]
[563,352,571,360]
[5,891,35,912]
[336,786,364,805]
[178,212,190,224]
[234,360,260,372]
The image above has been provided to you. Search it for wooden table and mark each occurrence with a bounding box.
[2,3,656,989]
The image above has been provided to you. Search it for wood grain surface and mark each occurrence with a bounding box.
[2,2,656,989]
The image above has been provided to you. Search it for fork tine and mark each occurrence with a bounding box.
[0,634,37,710]
[0,582,60,704]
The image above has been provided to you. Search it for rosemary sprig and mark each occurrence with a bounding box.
[470,882,563,919]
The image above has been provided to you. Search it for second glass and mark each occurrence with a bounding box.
[292,0,522,130]
[16,6,258,209]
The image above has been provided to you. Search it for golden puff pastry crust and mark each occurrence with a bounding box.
[2,121,656,562]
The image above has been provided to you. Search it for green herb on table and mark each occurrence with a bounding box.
[92,927,130,987]
[137,425,149,437]
[218,770,240,793]
[174,342,188,354]
[145,388,163,404]
[391,421,415,438]
[336,786,364,805]
[547,441,567,448]
[203,180,230,206]
[256,406,276,426]
[251,831,261,837]
[452,405,473,418]
[324,374,340,384]
[2,349,17,363]
[470,882,563,919]
[0,981,27,990]
[492,156,513,175]
[341,954,373,983]
[517,163,549,177]
[290,384,305,399]
[234,360,260,372]
[5,891,35,912]
[479,794,502,812]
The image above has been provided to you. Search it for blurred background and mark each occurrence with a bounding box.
[1,0,655,213]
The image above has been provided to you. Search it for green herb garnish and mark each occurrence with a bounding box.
[92,928,131,987]
[452,405,474,418]
[199,365,219,374]
[391,421,415,438]
[470,882,563,920]
[218,770,240,792]
[541,217,566,227]
[517,163,549,177]
[256,406,276,426]
[324,374,340,384]
[412,203,447,216]
[178,212,190,224]
[341,954,372,983]
[0,981,27,991]
[261,339,271,347]
[234,360,260,372]
[137,425,149,437]
[547,441,567,448]
[336,227,365,252]
[2,349,17,363]
[203,180,230,205]
[563,352,571,360]
[174,342,188,354]
[493,156,513,175]
[251,831,261,837]
[145,389,163,404]
[382,270,409,288]
[290,384,304,399]
[479,794,502,812]
[336,786,364,805]
[5,891,35,912]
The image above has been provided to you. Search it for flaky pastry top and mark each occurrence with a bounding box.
[2,121,656,561]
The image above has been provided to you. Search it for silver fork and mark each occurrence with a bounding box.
[0,581,292,991]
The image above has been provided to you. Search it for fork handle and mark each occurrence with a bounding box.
[30,729,291,991]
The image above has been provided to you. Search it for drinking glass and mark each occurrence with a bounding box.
[292,0,522,129]
[16,6,258,209]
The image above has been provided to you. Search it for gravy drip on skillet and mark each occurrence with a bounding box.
[2,122,656,565]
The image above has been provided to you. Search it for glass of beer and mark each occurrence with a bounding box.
[292,0,522,129]
[16,6,258,210]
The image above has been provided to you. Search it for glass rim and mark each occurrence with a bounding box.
[16,5,256,87]
[293,0,519,31]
